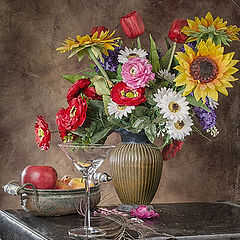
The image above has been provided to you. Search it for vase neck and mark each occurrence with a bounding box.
[115,129,151,144]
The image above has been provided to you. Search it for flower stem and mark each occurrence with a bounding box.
[167,42,177,72]
[88,48,109,81]
[137,36,141,49]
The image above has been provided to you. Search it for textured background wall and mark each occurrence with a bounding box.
[0,0,239,209]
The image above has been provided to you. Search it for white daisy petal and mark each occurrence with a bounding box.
[155,89,190,122]
[107,100,135,119]
[118,46,148,64]
[166,117,193,140]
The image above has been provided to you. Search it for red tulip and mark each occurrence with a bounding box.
[168,19,188,43]
[120,11,145,39]
[91,26,108,37]
[162,140,184,161]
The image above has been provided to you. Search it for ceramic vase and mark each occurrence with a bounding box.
[109,129,163,211]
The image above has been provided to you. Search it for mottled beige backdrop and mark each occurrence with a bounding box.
[0,0,240,209]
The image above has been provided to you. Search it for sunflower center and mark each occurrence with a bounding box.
[190,56,218,83]
[38,128,44,140]
[127,53,139,59]
[168,102,180,113]
[174,120,185,130]
[117,105,127,111]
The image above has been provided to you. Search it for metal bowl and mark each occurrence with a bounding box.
[3,181,101,216]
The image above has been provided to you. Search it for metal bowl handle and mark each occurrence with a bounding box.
[2,181,39,208]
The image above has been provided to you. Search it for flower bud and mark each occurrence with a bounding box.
[162,140,184,161]
[120,11,145,39]
[168,19,188,43]
[91,26,108,37]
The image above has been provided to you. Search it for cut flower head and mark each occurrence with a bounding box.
[174,38,238,103]
[182,12,240,45]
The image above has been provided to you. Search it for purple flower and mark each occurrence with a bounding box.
[193,97,217,131]
[96,46,121,72]
[179,41,197,52]
[130,205,159,219]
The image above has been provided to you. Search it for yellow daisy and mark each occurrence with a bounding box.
[56,30,121,56]
[182,12,240,45]
[174,38,238,103]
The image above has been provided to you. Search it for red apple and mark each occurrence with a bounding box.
[21,165,58,189]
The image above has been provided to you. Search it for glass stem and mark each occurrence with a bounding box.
[83,174,91,231]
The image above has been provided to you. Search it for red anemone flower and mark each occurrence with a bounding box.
[111,81,146,106]
[35,116,51,151]
[56,96,87,133]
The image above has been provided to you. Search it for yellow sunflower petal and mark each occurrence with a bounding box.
[183,81,196,95]
[194,85,202,102]
[216,86,228,96]
[206,88,218,101]
[174,73,189,85]
[205,12,213,25]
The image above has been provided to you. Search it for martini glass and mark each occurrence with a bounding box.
[59,143,115,239]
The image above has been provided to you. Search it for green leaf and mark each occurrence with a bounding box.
[186,96,211,112]
[91,127,112,144]
[165,37,171,50]
[77,50,86,62]
[117,65,123,80]
[149,34,160,73]
[68,47,85,59]
[134,106,150,117]
[92,75,111,95]
[137,36,141,49]
[160,47,173,70]
[145,88,156,105]
[132,116,151,131]
[102,95,111,115]
[144,123,157,143]
[62,74,86,83]
[82,71,97,78]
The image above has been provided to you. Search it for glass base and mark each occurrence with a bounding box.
[68,227,106,239]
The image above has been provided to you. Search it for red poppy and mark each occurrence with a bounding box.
[162,140,184,161]
[168,19,188,43]
[111,81,146,106]
[120,11,145,39]
[66,78,91,103]
[91,26,108,37]
[35,116,51,151]
[56,96,87,132]
[83,87,102,100]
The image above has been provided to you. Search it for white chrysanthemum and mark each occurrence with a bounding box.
[153,87,173,104]
[156,90,190,121]
[166,117,193,140]
[118,47,147,64]
[207,97,219,109]
[107,100,135,119]
[158,69,176,83]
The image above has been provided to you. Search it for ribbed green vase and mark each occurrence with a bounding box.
[110,133,163,207]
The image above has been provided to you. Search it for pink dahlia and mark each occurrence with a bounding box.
[121,57,155,89]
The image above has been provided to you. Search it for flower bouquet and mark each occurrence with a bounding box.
[35,11,239,162]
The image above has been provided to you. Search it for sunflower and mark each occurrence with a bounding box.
[174,38,238,103]
[56,30,121,56]
[182,12,240,45]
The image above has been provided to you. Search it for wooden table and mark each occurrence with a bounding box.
[1,202,240,239]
